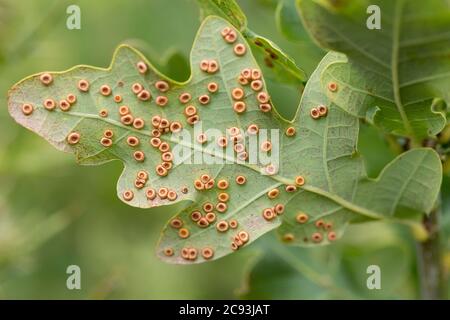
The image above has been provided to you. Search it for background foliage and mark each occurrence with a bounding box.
[0,0,448,299]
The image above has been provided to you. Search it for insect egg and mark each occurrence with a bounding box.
[40,73,53,85]
[67,132,80,145]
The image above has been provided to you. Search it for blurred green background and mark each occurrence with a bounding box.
[0,0,448,299]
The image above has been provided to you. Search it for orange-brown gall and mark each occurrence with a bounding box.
[310,107,320,119]
[114,95,122,103]
[216,220,229,232]
[170,121,182,133]
[126,136,140,147]
[233,43,246,56]
[21,103,34,115]
[259,103,272,113]
[100,85,112,96]
[163,248,174,257]
[134,179,146,189]
[247,124,259,135]
[43,99,56,111]
[119,105,130,116]
[158,142,170,152]
[123,190,134,201]
[260,141,272,152]
[100,137,112,147]
[267,188,279,199]
[217,179,229,190]
[40,73,53,85]
[170,218,183,229]
[202,202,214,213]
[251,69,262,80]
[190,210,202,222]
[296,212,309,224]
[197,217,210,228]
[262,208,276,221]
[67,94,77,105]
[205,212,216,223]
[217,136,228,148]
[158,187,169,199]
[103,129,114,139]
[201,247,214,260]
[77,79,90,92]
[264,164,278,175]
[184,105,197,117]
[250,80,263,91]
[218,192,229,202]
[99,109,108,117]
[224,30,237,43]
[137,170,148,181]
[133,151,145,162]
[161,152,173,162]
[229,219,238,229]
[235,175,246,185]
[231,88,244,100]
[197,133,208,144]
[155,80,169,92]
[207,60,219,73]
[318,105,328,117]
[132,83,143,94]
[179,92,191,104]
[295,176,305,186]
[207,82,219,93]
[67,132,80,145]
[274,204,285,215]
[312,232,323,243]
[137,90,151,101]
[285,185,297,193]
[198,94,210,105]
[282,233,295,242]
[194,179,204,191]
[200,59,209,72]
[238,231,249,243]
[327,82,338,92]
[121,114,134,125]
[233,143,245,153]
[231,242,239,251]
[133,118,145,129]
[150,137,161,148]
[285,127,296,137]
[315,219,324,228]
[327,231,337,241]
[187,115,200,126]
[233,101,246,114]
[156,165,168,177]
[59,100,71,111]
[216,202,228,213]
[256,92,270,103]
[136,61,148,74]
[145,188,157,200]
[188,248,198,261]
[238,75,249,86]
[156,96,168,107]
[167,190,178,201]
[178,228,190,239]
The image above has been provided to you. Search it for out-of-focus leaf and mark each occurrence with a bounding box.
[197,0,308,87]
[276,0,309,42]
[298,0,449,142]
[8,17,441,265]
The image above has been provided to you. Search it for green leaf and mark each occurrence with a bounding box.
[297,0,449,142]
[197,0,308,87]
[276,0,310,42]
[8,17,441,264]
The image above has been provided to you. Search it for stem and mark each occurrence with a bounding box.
[416,201,447,299]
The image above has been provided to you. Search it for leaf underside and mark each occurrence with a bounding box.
[298,0,450,141]
[8,16,442,264]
